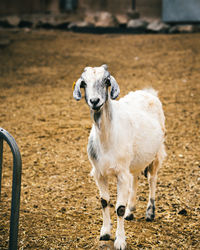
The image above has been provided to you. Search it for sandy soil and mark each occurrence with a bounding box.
[0,29,199,249]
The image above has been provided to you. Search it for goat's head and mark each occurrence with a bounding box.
[73,65,120,111]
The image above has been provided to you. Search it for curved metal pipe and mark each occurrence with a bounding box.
[0,128,22,250]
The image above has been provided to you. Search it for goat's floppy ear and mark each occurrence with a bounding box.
[73,78,83,101]
[110,75,120,100]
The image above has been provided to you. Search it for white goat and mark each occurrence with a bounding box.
[73,65,166,250]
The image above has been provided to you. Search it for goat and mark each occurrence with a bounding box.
[73,65,166,250]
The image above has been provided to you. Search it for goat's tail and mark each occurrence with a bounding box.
[143,87,158,97]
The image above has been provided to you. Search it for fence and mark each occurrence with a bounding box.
[0,128,22,250]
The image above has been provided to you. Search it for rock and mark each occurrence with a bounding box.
[147,20,170,33]
[115,14,128,27]
[68,21,93,29]
[96,12,118,27]
[86,12,118,27]
[23,28,31,33]
[84,12,97,26]
[169,25,195,33]
[0,16,20,27]
[6,16,20,27]
[127,19,148,29]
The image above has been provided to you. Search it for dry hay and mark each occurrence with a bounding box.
[0,29,199,249]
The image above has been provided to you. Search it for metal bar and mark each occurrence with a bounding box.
[132,0,136,10]
[0,128,22,250]
[0,138,3,199]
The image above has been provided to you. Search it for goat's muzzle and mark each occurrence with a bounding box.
[90,98,103,111]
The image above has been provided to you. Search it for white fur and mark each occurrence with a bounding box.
[74,65,166,250]
[90,90,165,177]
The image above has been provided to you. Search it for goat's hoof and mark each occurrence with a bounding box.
[146,215,155,222]
[146,203,155,222]
[125,213,134,221]
[146,211,155,221]
[114,237,126,250]
[100,234,111,241]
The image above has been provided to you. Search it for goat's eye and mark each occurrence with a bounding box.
[81,81,86,88]
[105,78,110,86]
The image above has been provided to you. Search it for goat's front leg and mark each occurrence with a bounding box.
[94,173,111,240]
[125,174,138,221]
[115,172,131,250]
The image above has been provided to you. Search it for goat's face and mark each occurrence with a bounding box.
[73,65,120,111]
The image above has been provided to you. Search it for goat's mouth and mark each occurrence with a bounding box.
[91,103,103,111]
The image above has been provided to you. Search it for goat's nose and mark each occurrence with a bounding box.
[90,98,100,106]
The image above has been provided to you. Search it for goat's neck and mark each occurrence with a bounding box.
[92,99,112,149]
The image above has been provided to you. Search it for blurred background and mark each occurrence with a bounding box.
[0,0,200,32]
[0,0,162,17]
[0,1,199,250]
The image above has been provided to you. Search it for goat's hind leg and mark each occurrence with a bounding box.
[146,160,157,221]
[146,145,165,221]
[94,173,111,240]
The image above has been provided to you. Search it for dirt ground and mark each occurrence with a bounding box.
[0,29,199,249]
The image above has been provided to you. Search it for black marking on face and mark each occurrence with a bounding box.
[117,205,125,217]
[84,91,89,104]
[105,78,111,87]
[105,85,109,102]
[80,80,86,88]
[94,79,109,107]
[88,137,98,161]
[93,110,102,124]
[101,198,108,209]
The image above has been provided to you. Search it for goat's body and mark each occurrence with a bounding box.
[89,89,165,178]
[87,89,166,249]
[74,65,166,250]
